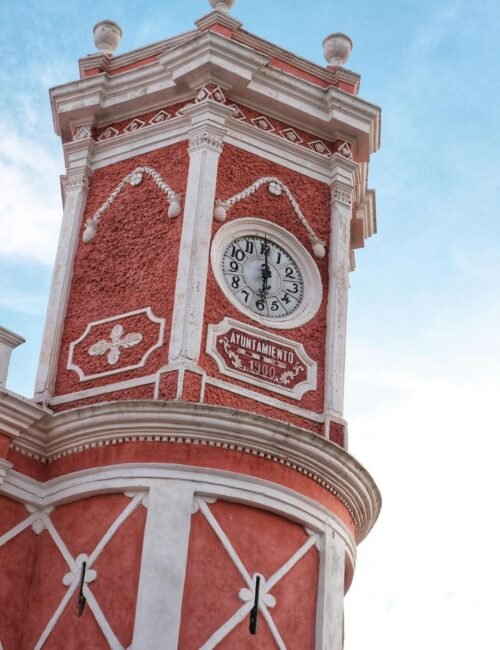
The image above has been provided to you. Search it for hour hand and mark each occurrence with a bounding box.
[260,260,271,298]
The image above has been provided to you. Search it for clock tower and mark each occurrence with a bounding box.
[0,2,381,648]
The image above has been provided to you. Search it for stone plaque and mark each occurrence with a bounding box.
[207,318,317,399]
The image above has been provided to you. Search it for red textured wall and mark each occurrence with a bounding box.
[19,494,146,649]
[179,500,318,649]
[201,143,330,418]
[204,385,323,435]
[54,143,188,398]
[0,496,37,650]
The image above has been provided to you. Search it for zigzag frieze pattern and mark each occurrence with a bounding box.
[81,84,354,161]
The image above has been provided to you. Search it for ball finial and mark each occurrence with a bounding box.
[93,20,123,55]
[208,0,235,11]
[323,33,353,67]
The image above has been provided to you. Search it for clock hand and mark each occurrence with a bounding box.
[260,236,272,299]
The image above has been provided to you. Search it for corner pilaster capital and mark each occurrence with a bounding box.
[188,127,226,153]
[64,165,93,192]
[0,458,13,485]
[329,154,359,190]
[329,155,359,210]
[182,100,233,153]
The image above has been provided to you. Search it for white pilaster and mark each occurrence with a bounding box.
[132,481,195,650]
[0,459,13,486]
[315,530,346,650]
[34,164,93,401]
[324,155,358,418]
[168,101,232,367]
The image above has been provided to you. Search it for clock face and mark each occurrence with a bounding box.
[222,235,304,318]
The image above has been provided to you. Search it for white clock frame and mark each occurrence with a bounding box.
[210,218,323,329]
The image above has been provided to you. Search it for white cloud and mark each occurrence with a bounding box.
[0,121,62,266]
[343,296,500,649]
[0,289,47,315]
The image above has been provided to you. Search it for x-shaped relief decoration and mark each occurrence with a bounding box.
[0,492,148,650]
[194,497,320,649]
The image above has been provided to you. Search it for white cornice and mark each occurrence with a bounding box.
[0,326,25,349]
[14,400,380,541]
[232,29,360,93]
[51,31,380,160]
[195,9,243,32]
[0,389,49,439]
[78,28,199,78]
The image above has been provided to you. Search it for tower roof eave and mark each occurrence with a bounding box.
[50,30,381,161]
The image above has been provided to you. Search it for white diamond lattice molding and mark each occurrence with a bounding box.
[213,177,326,259]
[82,166,182,243]
[97,126,119,141]
[193,496,319,649]
[67,308,165,381]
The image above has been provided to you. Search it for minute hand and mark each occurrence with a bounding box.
[260,239,272,299]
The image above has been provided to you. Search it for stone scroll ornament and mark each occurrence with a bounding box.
[82,166,182,243]
[213,177,327,259]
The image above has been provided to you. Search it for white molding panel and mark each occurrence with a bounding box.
[67,308,165,381]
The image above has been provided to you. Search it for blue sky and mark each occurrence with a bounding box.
[1,1,499,648]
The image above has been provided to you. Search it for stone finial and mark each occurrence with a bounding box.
[323,33,353,67]
[93,20,123,55]
[208,0,235,11]
[0,326,25,388]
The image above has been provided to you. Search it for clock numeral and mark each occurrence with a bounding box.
[270,300,279,311]
[244,239,254,254]
[287,282,299,294]
[260,242,271,255]
[229,260,239,272]
[231,246,245,262]
[241,289,251,303]
[276,251,282,264]
[255,299,266,311]
[285,267,296,279]
[281,293,291,305]
[231,276,241,289]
